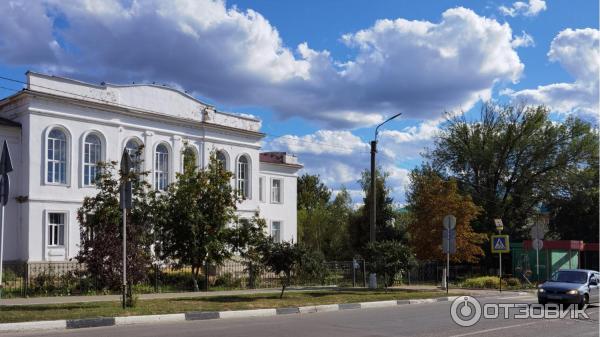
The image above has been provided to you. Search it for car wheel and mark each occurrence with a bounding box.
[578,294,589,310]
[538,299,547,305]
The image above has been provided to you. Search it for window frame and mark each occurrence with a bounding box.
[271,178,283,204]
[82,131,104,187]
[124,137,144,173]
[46,211,68,248]
[236,155,250,199]
[154,142,170,191]
[44,126,71,186]
[271,220,282,243]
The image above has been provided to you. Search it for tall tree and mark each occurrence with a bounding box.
[406,166,486,263]
[428,103,597,239]
[547,149,599,241]
[156,151,240,291]
[297,174,331,210]
[77,155,156,290]
[348,169,404,254]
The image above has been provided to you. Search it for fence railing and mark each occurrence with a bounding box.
[1,260,524,298]
[0,260,370,298]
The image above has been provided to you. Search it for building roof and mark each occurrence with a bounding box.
[0,117,21,128]
[260,152,303,169]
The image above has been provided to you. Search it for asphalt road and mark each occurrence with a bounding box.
[3,295,599,337]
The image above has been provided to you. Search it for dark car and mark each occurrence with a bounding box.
[538,269,600,308]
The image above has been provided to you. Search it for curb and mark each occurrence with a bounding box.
[0,293,528,332]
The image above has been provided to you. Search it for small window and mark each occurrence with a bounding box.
[47,128,68,184]
[237,156,249,198]
[155,144,169,191]
[83,133,102,186]
[271,221,281,243]
[271,179,282,203]
[48,213,65,247]
[259,177,265,202]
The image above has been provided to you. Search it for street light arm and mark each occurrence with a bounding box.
[375,112,402,141]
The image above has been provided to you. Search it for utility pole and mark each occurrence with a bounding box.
[0,141,13,300]
[120,150,133,308]
[369,113,401,289]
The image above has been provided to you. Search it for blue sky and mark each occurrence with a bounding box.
[0,0,598,205]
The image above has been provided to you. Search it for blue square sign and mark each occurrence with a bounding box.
[491,235,510,253]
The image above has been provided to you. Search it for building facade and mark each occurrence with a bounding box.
[0,72,301,263]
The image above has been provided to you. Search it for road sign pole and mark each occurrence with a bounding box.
[446,226,450,294]
[0,204,5,299]
[499,251,502,293]
[122,209,126,309]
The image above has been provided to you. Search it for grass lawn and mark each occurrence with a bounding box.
[0,289,463,323]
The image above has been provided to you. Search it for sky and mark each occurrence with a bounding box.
[0,0,598,206]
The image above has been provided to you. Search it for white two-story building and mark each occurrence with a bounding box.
[0,72,301,265]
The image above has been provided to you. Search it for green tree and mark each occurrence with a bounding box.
[261,240,302,298]
[547,150,599,241]
[429,103,597,240]
[364,241,415,288]
[348,169,404,254]
[230,213,270,288]
[77,156,156,291]
[297,174,331,210]
[157,151,240,291]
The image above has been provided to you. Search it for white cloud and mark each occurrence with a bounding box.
[378,120,441,160]
[506,28,599,118]
[499,0,547,17]
[511,31,535,48]
[0,2,524,128]
[269,129,416,204]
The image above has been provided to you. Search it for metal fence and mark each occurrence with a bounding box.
[0,259,370,298]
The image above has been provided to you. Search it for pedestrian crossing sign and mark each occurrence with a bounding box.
[491,235,510,253]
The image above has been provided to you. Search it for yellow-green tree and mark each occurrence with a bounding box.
[407,166,486,263]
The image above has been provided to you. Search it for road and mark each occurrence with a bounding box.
[3,295,598,337]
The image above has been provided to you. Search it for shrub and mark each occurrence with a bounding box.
[461,276,524,289]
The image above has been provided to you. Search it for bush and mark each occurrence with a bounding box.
[461,276,524,289]
[213,272,243,289]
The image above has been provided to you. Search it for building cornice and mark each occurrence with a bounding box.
[8,90,266,139]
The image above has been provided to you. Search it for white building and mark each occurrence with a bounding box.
[0,72,301,264]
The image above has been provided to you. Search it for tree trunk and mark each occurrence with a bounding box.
[280,284,286,299]
[191,266,200,292]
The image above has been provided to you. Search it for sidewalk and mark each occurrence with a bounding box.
[0,285,533,306]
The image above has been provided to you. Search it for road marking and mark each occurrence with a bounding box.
[448,322,537,337]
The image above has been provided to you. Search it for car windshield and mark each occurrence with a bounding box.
[549,271,588,284]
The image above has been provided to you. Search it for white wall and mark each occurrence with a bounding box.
[257,163,298,243]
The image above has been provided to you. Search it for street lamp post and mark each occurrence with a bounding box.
[369,113,401,289]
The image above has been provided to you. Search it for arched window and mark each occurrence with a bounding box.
[216,151,227,170]
[237,155,249,198]
[83,133,102,186]
[47,128,68,184]
[125,138,143,171]
[154,144,169,191]
[182,146,197,173]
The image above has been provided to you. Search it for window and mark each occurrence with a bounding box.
[237,155,249,198]
[182,146,197,173]
[216,151,227,170]
[271,179,282,203]
[155,144,169,191]
[48,213,65,247]
[125,139,143,172]
[271,221,281,243]
[259,177,265,202]
[83,133,102,186]
[47,128,68,184]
